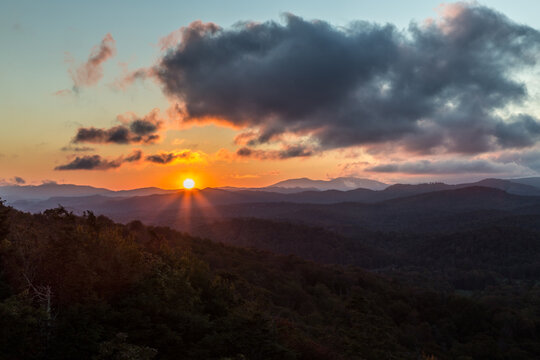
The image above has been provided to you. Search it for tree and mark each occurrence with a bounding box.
[0,198,10,240]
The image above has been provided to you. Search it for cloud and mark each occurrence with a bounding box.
[13,176,25,184]
[494,115,540,148]
[365,159,523,174]
[73,109,163,144]
[145,149,205,164]
[124,149,143,162]
[155,4,540,157]
[55,155,121,170]
[493,148,540,172]
[55,149,143,171]
[0,177,27,186]
[112,66,155,90]
[53,89,73,97]
[61,145,95,152]
[68,33,116,91]
[236,144,313,160]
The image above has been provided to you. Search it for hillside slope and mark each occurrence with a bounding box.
[1,202,539,359]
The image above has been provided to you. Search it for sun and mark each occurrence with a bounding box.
[183,178,195,189]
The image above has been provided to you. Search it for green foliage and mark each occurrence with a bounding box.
[0,206,538,359]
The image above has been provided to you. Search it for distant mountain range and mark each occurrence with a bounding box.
[269,176,388,191]
[4,176,540,204]
[0,183,177,202]
[3,177,540,232]
[217,176,388,193]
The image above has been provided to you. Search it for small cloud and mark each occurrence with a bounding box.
[13,176,25,184]
[41,180,58,185]
[55,155,121,170]
[0,177,27,186]
[54,150,144,171]
[236,144,314,160]
[62,33,116,93]
[53,89,73,97]
[60,145,95,152]
[145,149,205,164]
[124,149,143,162]
[72,109,163,145]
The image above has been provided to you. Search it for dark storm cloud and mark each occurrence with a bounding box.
[55,150,144,171]
[73,111,163,145]
[157,4,540,157]
[365,159,518,174]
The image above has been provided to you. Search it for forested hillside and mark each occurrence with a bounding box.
[1,201,539,359]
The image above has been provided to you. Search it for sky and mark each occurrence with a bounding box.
[2,0,540,189]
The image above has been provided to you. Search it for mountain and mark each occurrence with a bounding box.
[0,183,177,202]
[270,176,388,191]
[510,177,540,189]
[380,178,540,199]
[469,178,540,196]
[3,178,539,211]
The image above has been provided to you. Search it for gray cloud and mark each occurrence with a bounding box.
[157,4,540,157]
[0,176,27,186]
[61,145,95,152]
[124,149,143,162]
[494,149,540,172]
[236,145,313,160]
[55,150,143,171]
[55,155,121,170]
[145,150,201,164]
[13,176,25,184]
[365,159,521,174]
[73,110,162,145]
[146,153,177,164]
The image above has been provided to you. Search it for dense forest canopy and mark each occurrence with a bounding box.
[0,199,539,359]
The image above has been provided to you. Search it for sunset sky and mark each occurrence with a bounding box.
[2,0,540,189]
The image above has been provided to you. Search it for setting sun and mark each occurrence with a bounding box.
[183,178,195,189]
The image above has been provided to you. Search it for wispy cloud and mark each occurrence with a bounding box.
[57,33,116,94]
